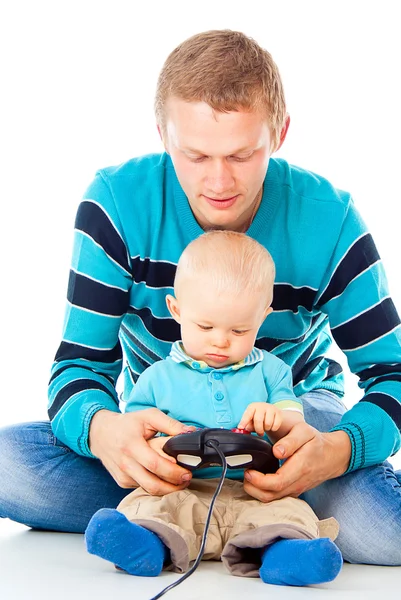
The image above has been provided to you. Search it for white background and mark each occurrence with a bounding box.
[1,1,400,465]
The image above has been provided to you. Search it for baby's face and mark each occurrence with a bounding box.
[176,282,271,368]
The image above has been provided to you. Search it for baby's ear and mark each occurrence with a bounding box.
[264,306,273,319]
[166,294,181,323]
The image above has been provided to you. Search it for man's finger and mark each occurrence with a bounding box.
[243,461,305,502]
[127,436,192,486]
[272,421,317,458]
[123,460,191,495]
[139,408,195,439]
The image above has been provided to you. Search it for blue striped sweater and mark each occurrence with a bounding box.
[48,154,401,473]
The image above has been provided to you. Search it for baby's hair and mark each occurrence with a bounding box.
[174,231,275,305]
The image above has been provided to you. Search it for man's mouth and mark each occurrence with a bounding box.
[203,195,238,209]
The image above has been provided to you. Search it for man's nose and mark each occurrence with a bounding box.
[204,159,235,195]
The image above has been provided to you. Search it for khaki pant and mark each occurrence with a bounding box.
[117,478,339,577]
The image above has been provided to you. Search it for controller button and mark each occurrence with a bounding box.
[226,454,253,467]
[214,391,224,400]
[231,428,251,434]
[192,362,201,369]
[212,372,223,380]
[177,454,202,467]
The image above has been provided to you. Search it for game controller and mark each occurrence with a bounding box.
[164,427,279,474]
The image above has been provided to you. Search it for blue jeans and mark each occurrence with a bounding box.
[0,390,400,565]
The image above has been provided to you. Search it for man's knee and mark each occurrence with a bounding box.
[305,464,401,566]
[336,519,401,566]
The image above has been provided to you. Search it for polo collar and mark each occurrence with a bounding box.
[169,341,263,373]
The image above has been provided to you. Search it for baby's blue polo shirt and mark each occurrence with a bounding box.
[125,342,302,480]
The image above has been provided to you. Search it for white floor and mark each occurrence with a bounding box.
[1,519,400,600]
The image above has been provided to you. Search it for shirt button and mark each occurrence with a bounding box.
[213,372,222,380]
[214,391,224,400]
[192,362,200,369]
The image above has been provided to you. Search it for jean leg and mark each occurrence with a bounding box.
[0,421,132,532]
[301,391,401,565]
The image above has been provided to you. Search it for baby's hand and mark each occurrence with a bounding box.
[237,403,283,437]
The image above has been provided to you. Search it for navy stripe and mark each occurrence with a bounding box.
[48,380,117,420]
[272,284,316,313]
[76,201,131,274]
[128,366,139,384]
[365,374,401,393]
[131,349,152,371]
[356,364,401,382]
[255,337,286,353]
[55,341,122,363]
[49,364,115,386]
[361,392,401,429]
[256,315,324,353]
[293,355,324,386]
[324,359,343,379]
[120,324,162,363]
[131,256,176,288]
[317,234,380,307]
[332,298,401,350]
[291,342,316,383]
[68,270,129,316]
[127,307,180,343]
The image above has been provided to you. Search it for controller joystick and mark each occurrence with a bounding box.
[164,427,279,473]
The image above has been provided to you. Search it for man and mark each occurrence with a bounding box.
[1,30,400,565]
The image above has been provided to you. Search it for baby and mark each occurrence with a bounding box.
[85,230,342,586]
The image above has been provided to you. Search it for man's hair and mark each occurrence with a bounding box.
[174,230,275,305]
[155,29,286,152]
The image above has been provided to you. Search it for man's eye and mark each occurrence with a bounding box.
[189,156,207,163]
[198,324,212,330]
[230,155,253,162]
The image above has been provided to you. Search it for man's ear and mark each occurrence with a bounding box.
[274,114,290,153]
[157,124,170,154]
[166,294,180,323]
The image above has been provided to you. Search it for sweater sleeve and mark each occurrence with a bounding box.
[47,172,132,457]
[315,198,401,472]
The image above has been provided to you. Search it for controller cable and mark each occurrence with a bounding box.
[149,440,227,600]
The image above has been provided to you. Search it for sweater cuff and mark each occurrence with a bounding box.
[330,399,400,474]
[50,391,121,458]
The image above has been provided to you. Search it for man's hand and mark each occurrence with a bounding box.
[243,422,351,502]
[89,408,195,495]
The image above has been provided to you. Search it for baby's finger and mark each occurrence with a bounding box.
[253,408,267,436]
[238,406,256,430]
[269,411,283,432]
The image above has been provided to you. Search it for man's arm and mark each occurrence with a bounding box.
[245,201,400,501]
[316,200,401,472]
[48,173,131,456]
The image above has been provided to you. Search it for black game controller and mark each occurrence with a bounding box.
[164,428,279,474]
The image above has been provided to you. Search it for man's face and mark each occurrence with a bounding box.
[162,98,273,231]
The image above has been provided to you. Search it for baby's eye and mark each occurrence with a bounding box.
[232,329,249,335]
[198,324,212,331]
